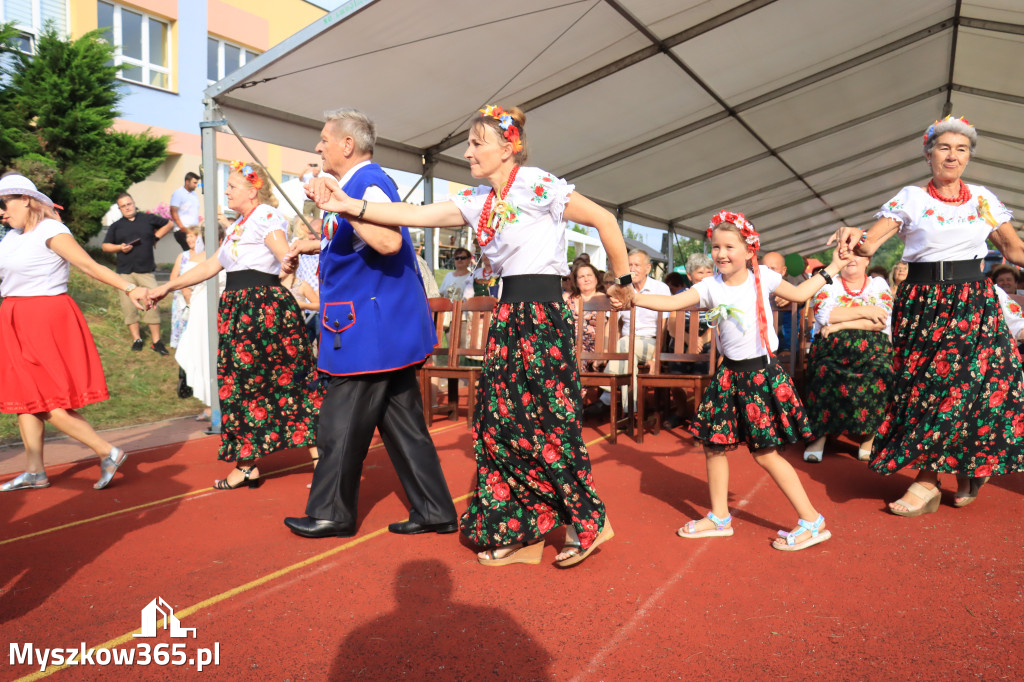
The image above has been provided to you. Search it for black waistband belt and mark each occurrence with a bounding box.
[723,356,769,372]
[499,274,563,303]
[905,259,984,284]
[225,269,281,291]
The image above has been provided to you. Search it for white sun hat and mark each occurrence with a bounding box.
[0,174,56,208]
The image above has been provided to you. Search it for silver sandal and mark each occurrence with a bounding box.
[94,447,128,490]
[1,471,50,491]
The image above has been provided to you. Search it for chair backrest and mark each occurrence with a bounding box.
[649,306,716,375]
[575,296,635,372]
[771,301,800,376]
[425,297,455,368]
[451,296,498,361]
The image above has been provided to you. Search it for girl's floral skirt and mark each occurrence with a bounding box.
[689,360,813,452]
[870,278,1024,477]
[458,301,607,551]
[804,329,894,438]
[216,285,322,462]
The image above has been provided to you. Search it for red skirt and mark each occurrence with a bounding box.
[0,295,109,413]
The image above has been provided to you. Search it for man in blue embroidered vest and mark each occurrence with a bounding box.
[283,108,457,538]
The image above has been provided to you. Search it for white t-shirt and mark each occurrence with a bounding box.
[170,187,200,228]
[450,166,573,278]
[875,184,1012,262]
[439,271,474,300]
[0,219,72,297]
[693,265,783,360]
[217,204,287,274]
[810,275,894,336]
[624,276,671,337]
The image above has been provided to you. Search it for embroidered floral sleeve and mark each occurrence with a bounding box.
[449,186,488,227]
[519,167,574,224]
[248,204,287,242]
[995,285,1024,339]
[875,186,914,230]
[812,288,833,327]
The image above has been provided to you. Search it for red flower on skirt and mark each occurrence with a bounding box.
[935,360,950,377]
[746,403,767,427]
[537,512,555,534]
[774,383,793,402]
[492,482,511,500]
[508,518,520,531]
[975,463,994,477]
[542,443,560,463]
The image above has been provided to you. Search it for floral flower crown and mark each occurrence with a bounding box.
[923,115,973,144]
[229,160,263,190]
[478,105,524,153]
[706,210,759,251]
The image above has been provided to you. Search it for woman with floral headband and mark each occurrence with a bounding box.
[307,104,631,567]
[625,211,845,551]
[150,161,322,490]
[832,116,1024,514]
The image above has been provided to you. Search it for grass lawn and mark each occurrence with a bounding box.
[0,268,208,446]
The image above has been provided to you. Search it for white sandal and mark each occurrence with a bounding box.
[677,511,734,538]
[772,514,832,551]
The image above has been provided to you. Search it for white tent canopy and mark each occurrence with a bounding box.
[204,0,1024,256]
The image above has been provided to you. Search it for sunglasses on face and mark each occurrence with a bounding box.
[454,255,470,261]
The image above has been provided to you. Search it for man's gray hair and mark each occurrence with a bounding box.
[627,248,650,265]
[686,252,713,273]
[324,108,376,154]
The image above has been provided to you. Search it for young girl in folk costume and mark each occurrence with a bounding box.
[629,211,847,550]
[307,104,632,567]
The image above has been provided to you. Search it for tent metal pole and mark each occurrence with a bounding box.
[220,119,312,232]
[422,157,435,270]
[666,222,675,271]
[199,100,223,434]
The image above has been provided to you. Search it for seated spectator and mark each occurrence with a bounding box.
[564,261,608,409]
[989,264,1021,294]
[867,265,888,279]
[888,261,908,289]
[439,247,474,300]
[663,271,687,294]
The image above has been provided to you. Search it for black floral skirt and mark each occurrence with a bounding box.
[804,330,894,438]
[459,301,607,550]
[689,360,814,452]
[216,285,323,462]
[870,278,1024,477]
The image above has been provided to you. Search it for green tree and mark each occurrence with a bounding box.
[0,26,168,241]
[672,235,707,272]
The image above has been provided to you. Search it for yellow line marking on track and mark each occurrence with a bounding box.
[0,422,464,547]
[15,490,477,682]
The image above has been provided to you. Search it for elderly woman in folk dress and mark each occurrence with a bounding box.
[833,116,1024,514]
[801,254,894,463]
[308,104,631,567]
[150,162,322,489]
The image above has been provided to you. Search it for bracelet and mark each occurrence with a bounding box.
[124,283,138,294]
[813,267,833,285]
[858,233,868,246]
[357,200,367,220]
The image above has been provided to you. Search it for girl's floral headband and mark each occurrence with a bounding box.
[478,105,524,153]
[923,115,973,144]
[707,210,759,251]
[229,160,263,190]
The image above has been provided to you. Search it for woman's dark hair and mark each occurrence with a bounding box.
[568,262,605,298]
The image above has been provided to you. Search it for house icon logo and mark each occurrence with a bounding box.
[133,597,196,639]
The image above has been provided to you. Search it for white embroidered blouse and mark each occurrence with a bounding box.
[875,184,1013,262]
[449,166,573,278]
[217,204,287,274]
[810,276,894,336]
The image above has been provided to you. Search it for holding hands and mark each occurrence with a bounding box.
[608,284,635,310]
[304,176,351,214]
[127,286,149,310]
[147,283,171,308]
[282,239,320,275]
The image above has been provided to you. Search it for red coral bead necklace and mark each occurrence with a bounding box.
[927,179,971,205]
[476,165,519,248]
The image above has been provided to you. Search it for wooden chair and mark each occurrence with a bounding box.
[420,297,457,424]
[576,297,635,444]
[772,301,801,379]
[635,306,717,444]
[421,296,497,426]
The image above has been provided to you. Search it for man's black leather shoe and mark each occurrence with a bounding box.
[388,519,459,535]
[284,516,355,538]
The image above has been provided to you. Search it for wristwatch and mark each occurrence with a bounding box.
[616,273,633,287]
[812,267,833,285]
[124,284,138,294]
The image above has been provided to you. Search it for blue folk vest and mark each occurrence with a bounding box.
[317,163,436,376]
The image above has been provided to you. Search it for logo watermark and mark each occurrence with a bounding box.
[10,597,220,672]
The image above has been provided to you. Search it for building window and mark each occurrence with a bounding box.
[207,36,258,83]
[97,1,171,90]
[1,0,68,54]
